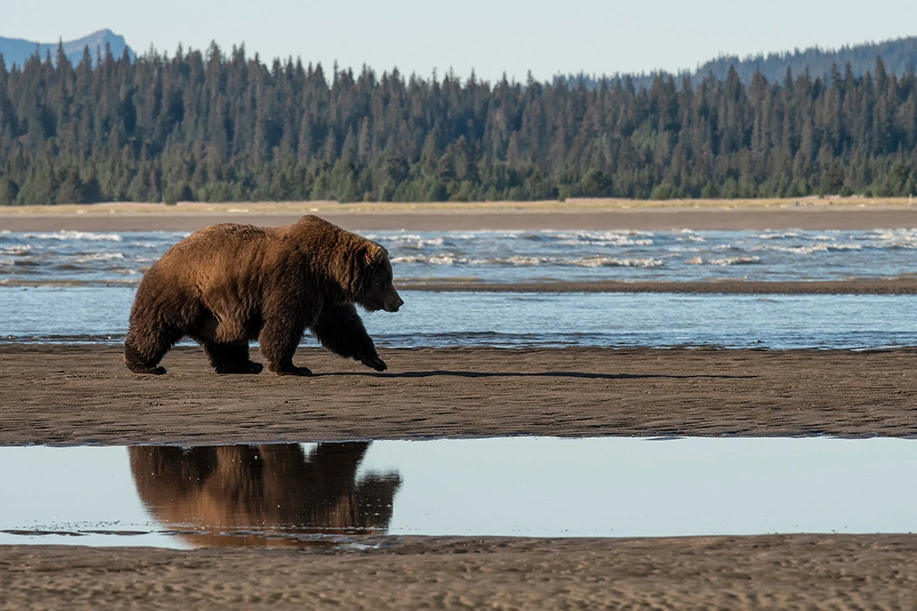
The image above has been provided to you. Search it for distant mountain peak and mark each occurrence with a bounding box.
[0,28,136,68]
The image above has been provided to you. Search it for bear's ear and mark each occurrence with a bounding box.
[364,243,383,266]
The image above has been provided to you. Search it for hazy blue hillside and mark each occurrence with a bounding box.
[0,29,135,67]
[558,35,917,90]
[693,36,917,85]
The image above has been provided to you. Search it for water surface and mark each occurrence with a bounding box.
[5,228,917,286]
[4,228,917,350]
[1,437,916,548]
[2,287,916,349]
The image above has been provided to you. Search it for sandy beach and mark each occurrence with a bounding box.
[3,197,917,233]
[3,201,917,608]
[5,536,917,609]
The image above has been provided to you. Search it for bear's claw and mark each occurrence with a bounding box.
[272,365,313,376]
[128,365,167,375]
[361,355,388,372]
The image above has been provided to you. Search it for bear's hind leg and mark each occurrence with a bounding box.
[202,341,263,374]
[260,317,312,376]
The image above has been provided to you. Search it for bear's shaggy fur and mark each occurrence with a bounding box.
[124,215,403,376]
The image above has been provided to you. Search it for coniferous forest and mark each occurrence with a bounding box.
[0,43,916,205]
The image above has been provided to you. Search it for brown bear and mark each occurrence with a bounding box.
[124,215,403,375]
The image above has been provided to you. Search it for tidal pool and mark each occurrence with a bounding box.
[1,437,915,549]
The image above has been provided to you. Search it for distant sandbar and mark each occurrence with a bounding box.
[2,197,917,231]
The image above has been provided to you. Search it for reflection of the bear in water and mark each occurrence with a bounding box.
[129,442,401,548]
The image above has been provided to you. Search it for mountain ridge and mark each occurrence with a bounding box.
[0,28,135,68]
[559,35,917,89]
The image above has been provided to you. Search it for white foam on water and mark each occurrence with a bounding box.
[707,256,761,266]
[23,231,123,242]
[73,253,126,264]
[755,231,801,239]
[0,245,33,255]
[571,256,665,268]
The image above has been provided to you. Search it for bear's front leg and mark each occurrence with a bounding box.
[311,304,387,372]
[124,319,182,375]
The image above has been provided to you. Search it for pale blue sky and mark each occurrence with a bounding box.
[4,0,917,82]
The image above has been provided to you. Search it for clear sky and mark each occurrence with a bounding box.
[4,0,917,82]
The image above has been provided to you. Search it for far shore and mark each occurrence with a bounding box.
[2,197,917,231]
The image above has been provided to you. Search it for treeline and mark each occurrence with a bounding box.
[0,43,916,205]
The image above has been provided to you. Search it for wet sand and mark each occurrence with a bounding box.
[4,202,917,608]
[3,345,917,445]
[5,536,917,609]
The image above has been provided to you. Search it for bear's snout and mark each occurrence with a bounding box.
[383,291,404,313]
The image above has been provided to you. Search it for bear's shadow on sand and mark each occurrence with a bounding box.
[314,371,756,380]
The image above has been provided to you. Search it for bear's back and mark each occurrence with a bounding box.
[148,223,276,289]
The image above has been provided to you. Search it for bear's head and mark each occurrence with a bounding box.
[353,242,403,313]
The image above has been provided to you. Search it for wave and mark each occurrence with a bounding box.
[368,234,447,248]
[72,253,126,263]
[553,230,655,247]
[21,231,124,242]
[763,244,863,254]
[675,234,708,243]
[708,256,761,266]
[375,229,658,248]
[0,245,33,255]
[391,254,666,268]
[686,256,761,266]
[0,278,140,287]
[755,231,802,240]
[571,256,665,268]
[868,230,917,249]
